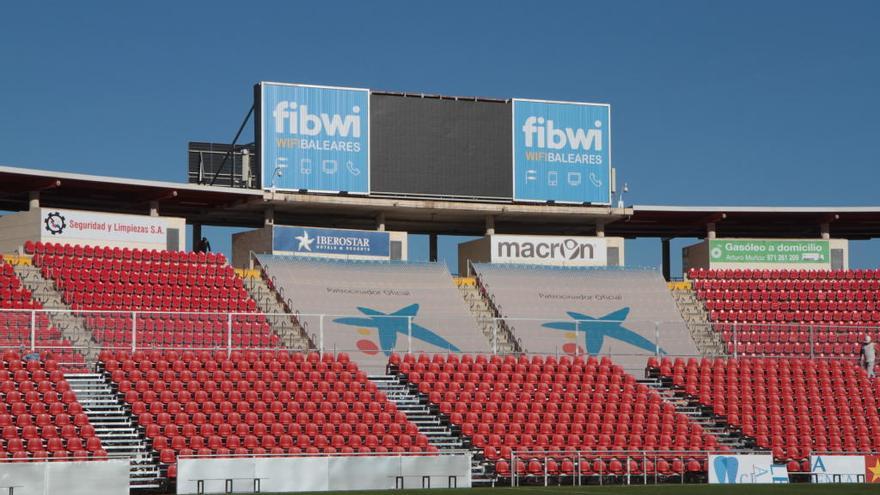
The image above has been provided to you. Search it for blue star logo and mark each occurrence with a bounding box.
[334,303,460,356]
[542,307,666,355]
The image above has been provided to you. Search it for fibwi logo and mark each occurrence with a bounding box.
[273,101,362,138]
[522,116,602,151]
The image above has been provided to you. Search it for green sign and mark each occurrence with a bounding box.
[709,239,829,264]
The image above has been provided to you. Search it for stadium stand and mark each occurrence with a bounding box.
[25,242,278,351]
[0,350,104,460]
[98,349,434,479]
[257,256,489,371]
[473,265,698,372]
[688,268,880,358]
[390,353,725,480]
[649,355,880,472]
[0,255,86,370]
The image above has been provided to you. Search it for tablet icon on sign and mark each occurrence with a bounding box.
[567,172,581,186]
[322,160,338,175]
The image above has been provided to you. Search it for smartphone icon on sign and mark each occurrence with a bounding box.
[548,171,558,186]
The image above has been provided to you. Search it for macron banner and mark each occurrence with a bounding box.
[513,98,610,204]
[273,226,390,258]
[490,235,607,266]
[260,82,369,194]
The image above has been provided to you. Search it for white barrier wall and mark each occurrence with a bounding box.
[811,455,867,483]
[709,454,785,484]
[0,460,129,495]
[177,454,472,494]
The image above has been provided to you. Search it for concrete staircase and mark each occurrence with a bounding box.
[13,263,98,362]
[242,275,314,351]
[670,285,726,357]
[638,376,753,452]
[65,373,162,489]
[370,374,492,484]
[456,280,519,354]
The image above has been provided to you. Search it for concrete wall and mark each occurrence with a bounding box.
[457,237,491,275]
[0,209,40,254]
[682,240,710,273]
[232,226,272,268]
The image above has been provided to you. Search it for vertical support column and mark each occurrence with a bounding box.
[319,315,325,355]
[485,215,495,236]
[132,312,137,353]
[149,201,159,217]
[264,206,275,227]
[30,310,36,351]
[376,212,386,232]
[661,238,671,281]
[407,316,413,354]
[192,223,203,251]
[820,222,830,240]
[28,191,40,211]
[595,222,605,238]
[706,222,716,240]
[227,313,233,358]
[429,234,438,262]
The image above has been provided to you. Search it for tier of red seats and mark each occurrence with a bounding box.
[686,268,879,358]
[0,257,86,370]
[390,353,725,477]
[27,243,277,350]
[100,350,434,477]
[0,350,103,460]
[651,356,880,470]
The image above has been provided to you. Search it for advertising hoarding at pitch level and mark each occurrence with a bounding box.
[259,82,369,194]
[512,98,611,204]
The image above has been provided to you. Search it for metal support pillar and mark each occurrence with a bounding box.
[661,238,671,281]
[429,234,438,262]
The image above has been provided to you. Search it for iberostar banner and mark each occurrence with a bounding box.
[513,98,610,204]
[260,82,369,194]
[273,226,390,258]
[709,239,829,264]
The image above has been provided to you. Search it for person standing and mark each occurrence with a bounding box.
[861,335,876,378]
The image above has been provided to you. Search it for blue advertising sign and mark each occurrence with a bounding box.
[273,226,390,257]
[260,82,369,194]
[512,99,610,204]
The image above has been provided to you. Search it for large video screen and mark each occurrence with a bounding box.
[369,94,512,199]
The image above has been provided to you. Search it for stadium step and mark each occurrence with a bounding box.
[638,377,755,451]
[66,373,163,489]
[670,285,726,356]
[242,274,314,351]
[457,280,520,354]
[373,373,495,485]
[13,263,98,363]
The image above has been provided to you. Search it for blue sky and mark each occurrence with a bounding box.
[1,1,878,273]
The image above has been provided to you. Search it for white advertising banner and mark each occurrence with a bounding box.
[709,454,778,484]
[39,208,182,249]
[177,454,471,494]
[0,459,128,495]
[811,455,866,483]
[490,235,607,267]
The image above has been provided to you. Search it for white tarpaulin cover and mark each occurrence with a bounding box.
[811,455,866,483]
[708,454,776,484]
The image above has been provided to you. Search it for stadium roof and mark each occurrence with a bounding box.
[2,165,880,239]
